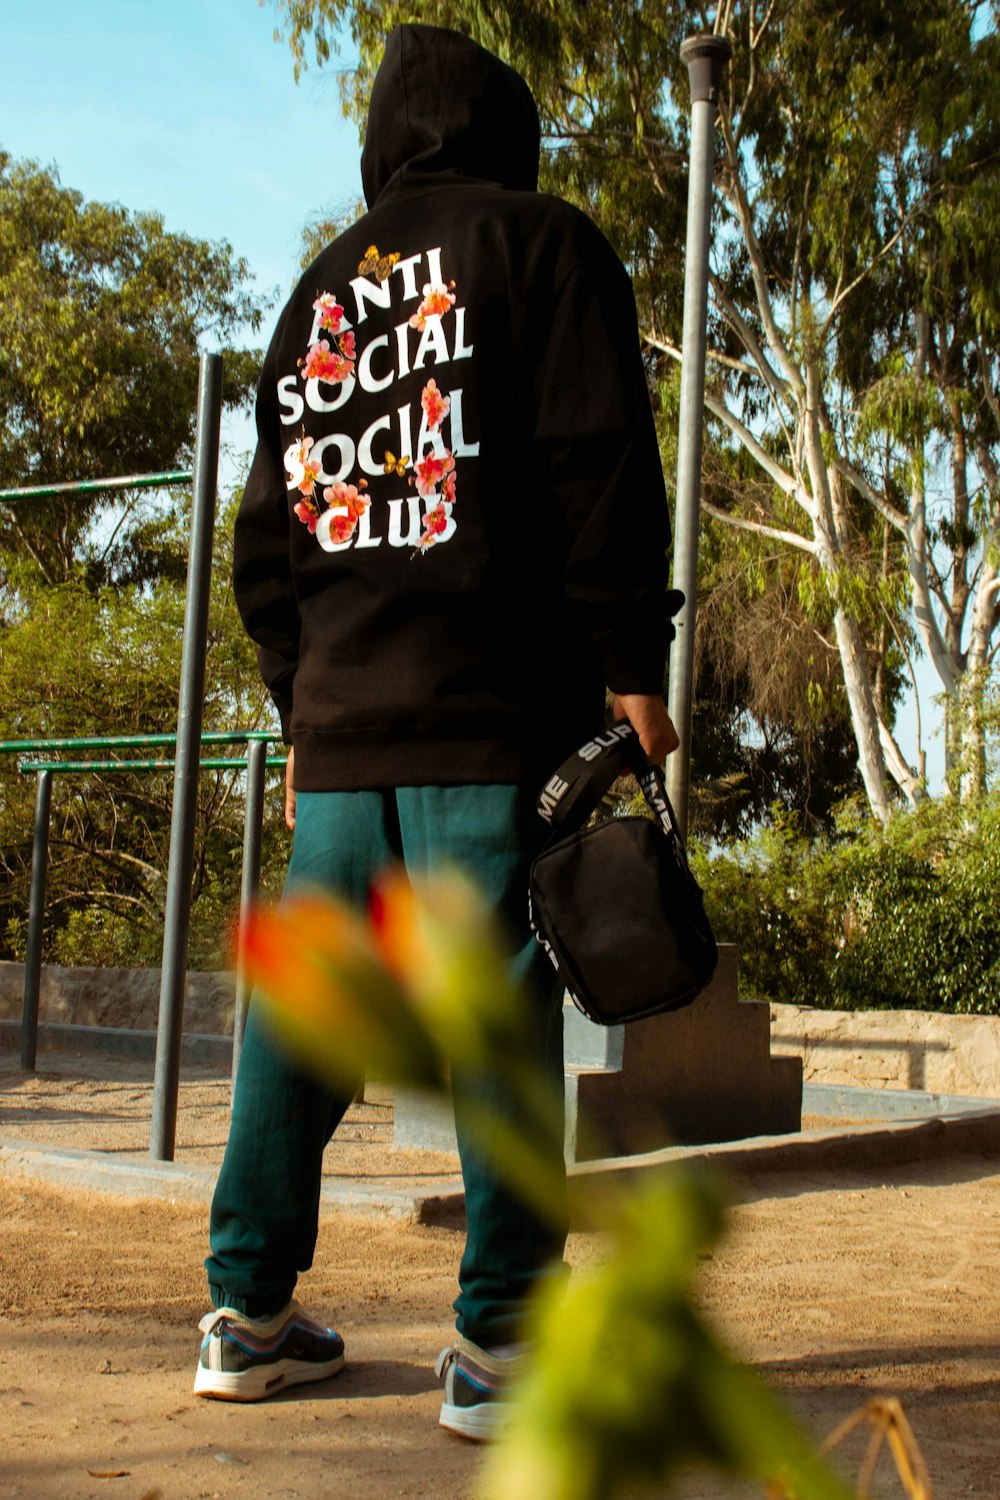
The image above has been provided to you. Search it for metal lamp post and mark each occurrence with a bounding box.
[150,353,223,1160]
[666,34,732,840]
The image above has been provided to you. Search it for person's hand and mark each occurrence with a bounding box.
[612,693,680,762]
[285,745,296,830]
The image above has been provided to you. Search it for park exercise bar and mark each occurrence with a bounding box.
[232,737,268,1091]
[2,731,274,755]
[7,736,282,1076]
[21,771,52,1071]
[151,353,224,1161]
[0,471,192,504]
[666,33,732,840]
[17,756,285,773]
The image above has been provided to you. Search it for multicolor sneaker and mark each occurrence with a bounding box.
[193,1300,345,1402]
[435,1336,528,1442]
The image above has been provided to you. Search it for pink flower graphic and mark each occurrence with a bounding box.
[442,469,457,504]
[301,339,353,384]
[293,499,320,533]
[318,511,360,548]
[414,502,452,553]
[338,329,356,360]
[408,280,456,331]
[287,434,320,498]
[312,293,344,335]
[413,449,455,498]
[421,379,450,432]
[322,481,369,522]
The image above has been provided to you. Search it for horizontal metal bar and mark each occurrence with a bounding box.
[0,471,192,503]
[0,731,277,755]
[16,757,288,775]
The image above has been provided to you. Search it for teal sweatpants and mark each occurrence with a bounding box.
[205,783,566,1346]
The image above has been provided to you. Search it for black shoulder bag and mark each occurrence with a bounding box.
[528,721,717,1026]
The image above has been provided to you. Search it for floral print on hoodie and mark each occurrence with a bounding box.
[286,265,465,557]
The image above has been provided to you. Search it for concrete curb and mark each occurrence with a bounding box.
[803,1080,1000,1119]
[565,1108,1000,1215]
[0,1020,231,1067]
[6,1109,1000,1229]
[0,1139,462,1224]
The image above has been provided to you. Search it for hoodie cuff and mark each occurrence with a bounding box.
[600,622,671,696]
[269,694,293,746]
[597,591,684,696]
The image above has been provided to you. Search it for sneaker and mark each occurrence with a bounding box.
[435,1336,528,1442]
[193,1300,345,1402]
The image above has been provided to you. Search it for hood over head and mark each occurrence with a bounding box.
[361,25,540,207]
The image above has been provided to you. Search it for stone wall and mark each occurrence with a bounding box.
[0,962,234,1035]
[771,1002,1000,1099]
[6,961,1000,1097]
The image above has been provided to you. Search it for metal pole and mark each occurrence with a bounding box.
[231,737,267,1094]
[666,34,732,840]
[0,471,191,503]
[2,729,274,755]
[150,353,223,1160]
[21,770,52,1071]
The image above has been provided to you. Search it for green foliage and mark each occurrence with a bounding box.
[243,872,851,1499]
[691,813,842,1006]
[0,153,284,973]
[484,1171,850,1499]
[691,461,866,836]
[0,151,264,588]
[692,793,1000,1013]
[267,0,945,815]
[0,491,289,971]
[829,797,1000,1013]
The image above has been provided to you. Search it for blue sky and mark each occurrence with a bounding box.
[0,0,364,470]
[0,0,942,787]
[0,0,362,300]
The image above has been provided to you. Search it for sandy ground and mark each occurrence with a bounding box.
[3,1052,1000,1498]
[0,1050,462,1180]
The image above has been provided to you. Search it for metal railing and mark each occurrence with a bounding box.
[0,471,193,503]
[2,732,286,1113]
[2,352,226,1159]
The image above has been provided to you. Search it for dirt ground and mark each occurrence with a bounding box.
[3,1052,1000,1498]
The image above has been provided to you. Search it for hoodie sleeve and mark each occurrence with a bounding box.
[232,324,300,743]
[531,246,672,695]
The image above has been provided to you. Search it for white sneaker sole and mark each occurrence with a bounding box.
[439,1399,514,1442]
[194,1352,345,1402]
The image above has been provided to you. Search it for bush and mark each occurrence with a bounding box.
[690,794,1000,1014]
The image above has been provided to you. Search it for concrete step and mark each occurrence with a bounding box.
[395,945,804,1162]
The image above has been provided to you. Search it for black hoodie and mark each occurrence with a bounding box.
[234,24,672,791]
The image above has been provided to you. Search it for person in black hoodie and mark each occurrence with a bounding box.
[194,24,678,1439]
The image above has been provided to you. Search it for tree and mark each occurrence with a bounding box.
[0,152,263,588]
[0,491,289,970]
[268,0,998,821]
[843,22,1000,799]
[0,155,284,969]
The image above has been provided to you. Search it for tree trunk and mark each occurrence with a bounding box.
[960,619,993,801]
[802,365,895,823]
[833,606,895,823]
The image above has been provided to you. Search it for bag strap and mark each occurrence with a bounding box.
[536,721,692,867]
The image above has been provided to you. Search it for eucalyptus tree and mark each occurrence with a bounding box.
[0,156,277,967]
[0,153,262,589]
[269,0,996,819]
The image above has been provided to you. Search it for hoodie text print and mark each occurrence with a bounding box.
[278,245,479,557]
[234,25,673,792]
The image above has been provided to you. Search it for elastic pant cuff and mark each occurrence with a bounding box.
[209,1283,291,1320]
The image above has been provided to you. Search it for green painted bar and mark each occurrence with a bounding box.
[0,470,192,503]
[16,757,287,775]
[0,730,275,755]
